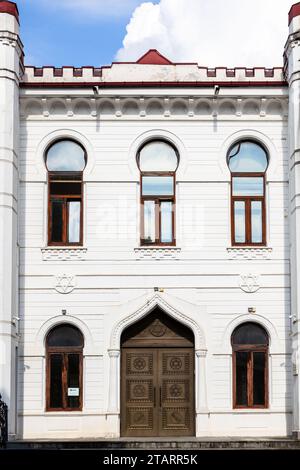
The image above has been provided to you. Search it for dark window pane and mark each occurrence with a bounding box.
[160,201,173,243]
[232,323,268,346]
[142,176,174,196]
[68,201,81,243]
[251,201,263,243]
[143,200,156,243]
[51,200,63,242]
[47,325,84,348]
[228,141,268,173]
[46,140,86,172]
[67,354,80,408]
[253,352,266,406]
[234,201,245,243]
[236,352,248,406]
[232,177,264,196]
[50,182,82,196]
[49,354,63,408]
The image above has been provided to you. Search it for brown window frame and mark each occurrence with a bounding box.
[140,171,176,246]
[48,171,84,246]
[231,172,266,246]
[46,345,83,412]
[232,343,269,409]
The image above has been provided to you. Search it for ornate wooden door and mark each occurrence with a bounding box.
[121,348,158,437]
[158,349,194,436]
[121,310,195,437]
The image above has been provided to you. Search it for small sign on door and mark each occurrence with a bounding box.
[68,387,79,396]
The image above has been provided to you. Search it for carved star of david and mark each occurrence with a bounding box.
[239,274,260,293]
[55,274,76,294]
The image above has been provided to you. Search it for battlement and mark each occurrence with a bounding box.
[22,50,286,87]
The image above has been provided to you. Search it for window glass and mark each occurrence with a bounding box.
[50,181,81,196]
[236,352,248,406]
[47,325,84,348]
[253,352,266,405]
[67,354,80,409]
[68,201,81,243]
[251,201,263,243]
[49,354,63,408]
[228,141,268,173]
[234,201,245,243]
[232,177,264,196]
[160,202,173,243]
[46,140,86,172]
[142,176,174,196]
[51,200,63,243]
[143,201,156,243]
[139,141,178,172]
[232,323,268,346]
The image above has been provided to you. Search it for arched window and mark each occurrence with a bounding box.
[46,139,86,245]
[137,140,179,245]
[232,322,269,408]
[46,324,84,411]
[228,141,268,246]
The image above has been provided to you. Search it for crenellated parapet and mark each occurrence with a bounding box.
[22,62,285,87]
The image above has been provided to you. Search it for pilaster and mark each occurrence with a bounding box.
[0,1,22,439]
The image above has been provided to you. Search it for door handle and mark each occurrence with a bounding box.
[153,387,156,407]
[159,387,162,407]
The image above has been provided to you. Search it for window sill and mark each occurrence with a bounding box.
[41,246,87,261]
[227,246,272,260]
[134,246,181,260]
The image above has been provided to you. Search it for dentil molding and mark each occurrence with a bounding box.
[134,247,181,260]
[227,247,272,260]
[41,247,87,261]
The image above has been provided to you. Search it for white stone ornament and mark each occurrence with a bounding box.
[239,274,260,293]
[54,274,76,294]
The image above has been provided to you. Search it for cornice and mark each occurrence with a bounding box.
[20,95,288,121]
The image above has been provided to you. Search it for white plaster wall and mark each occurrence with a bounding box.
[17,96,292,438]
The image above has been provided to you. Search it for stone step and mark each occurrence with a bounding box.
[6,438,300,450]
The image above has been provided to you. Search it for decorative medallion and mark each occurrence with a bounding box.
[170,357,182,370]
[133,357,146,370]
[149,319,167,337]
[239,274,261,293]
[170,410,183,424]
[169,384,182,398]
[133,384,146,397]
[133,411,145,424]
[54,274,76,294]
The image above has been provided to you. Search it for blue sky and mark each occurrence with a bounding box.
[17,0,159,66]
[17,0,295,68]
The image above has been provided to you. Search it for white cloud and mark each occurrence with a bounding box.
[116,0,295,67]
[20,0,143,18]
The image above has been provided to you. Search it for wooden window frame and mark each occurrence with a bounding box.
[231,172,266,246]
[48,171,84,246]
[140,171,176,246]
[232,343,269,409]
[46,345,83,412]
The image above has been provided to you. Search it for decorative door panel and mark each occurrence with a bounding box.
[121,349,158,437]
[159,349,194,436]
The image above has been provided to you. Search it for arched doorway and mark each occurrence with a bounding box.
[120,307,195,437]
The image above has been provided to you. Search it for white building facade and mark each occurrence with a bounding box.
[1,0,300,440]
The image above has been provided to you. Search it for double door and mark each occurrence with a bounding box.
[121,347,194,437]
